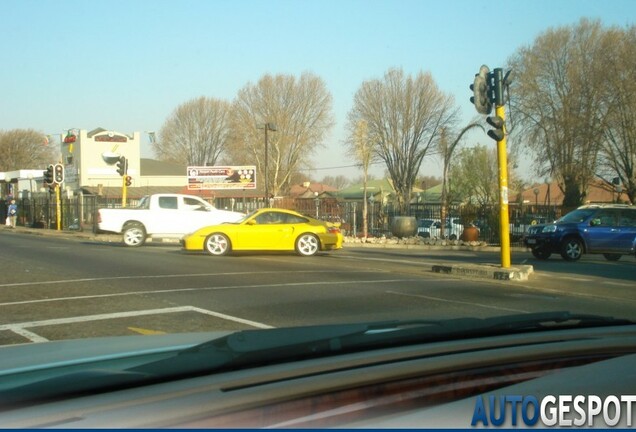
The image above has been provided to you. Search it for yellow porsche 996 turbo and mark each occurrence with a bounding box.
[181,208,344,257]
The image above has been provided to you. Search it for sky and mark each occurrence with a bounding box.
[1,0,634,183]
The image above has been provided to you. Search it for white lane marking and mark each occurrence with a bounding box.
[0,270,382,288]
[604,281,636,288]
[0,279,420,307]
[551,276,593,282]
[8,327,49,343]
[0,306,273,343]
[338,254,438,267]
[386,290,528,313]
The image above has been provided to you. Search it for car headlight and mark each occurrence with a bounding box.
[542,225,558,233]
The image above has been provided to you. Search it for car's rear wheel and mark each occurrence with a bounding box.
[603,253,622,261]
[531,247,551,260]
[122,222,146,247]
[204,233,231,256]
[296,233,319,257]
[560,237,583,261]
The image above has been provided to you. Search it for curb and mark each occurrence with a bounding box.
[431,263,534,281]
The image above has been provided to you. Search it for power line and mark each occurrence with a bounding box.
[300,161,384,171]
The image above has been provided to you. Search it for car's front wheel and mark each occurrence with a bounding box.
[531,247,551,260]
[204,233,231,256]
[560,237,583,261]
[295,233,319,256]
[603,253,622,261]
[122,222,146,247]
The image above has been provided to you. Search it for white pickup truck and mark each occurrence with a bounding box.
[97,194,244,247]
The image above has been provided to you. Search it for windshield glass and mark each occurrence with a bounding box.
[557,208,597,224]
[137,196,150,209]
[1,2,635,427]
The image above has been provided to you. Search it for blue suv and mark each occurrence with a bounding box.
[524,204,636,261]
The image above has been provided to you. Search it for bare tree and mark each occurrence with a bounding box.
[507,19,614,207]
[348,68,458,214]
[0,129,57,171]
[320,175,349,189]
[600,25,636,204]
[155,97,231,166]
[345,119,375,237]
[438,122,484,236]
[227,73,334,197]
[450,145,500,206]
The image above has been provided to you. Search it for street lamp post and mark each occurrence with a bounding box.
[368,194,375,234]
[314,192,320,218]
[257,122,277,207]
[533,188,539,211]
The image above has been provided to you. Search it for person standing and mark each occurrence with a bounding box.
[7,199,17,228]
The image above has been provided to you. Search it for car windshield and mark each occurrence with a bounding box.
[1,1,635,428]
[557,208,597,224]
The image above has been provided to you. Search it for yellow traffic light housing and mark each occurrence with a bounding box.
[54,163,65,183]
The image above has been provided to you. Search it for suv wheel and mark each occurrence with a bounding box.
[560,237,583,261]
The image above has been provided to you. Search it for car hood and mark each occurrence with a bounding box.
[0,332,231,390]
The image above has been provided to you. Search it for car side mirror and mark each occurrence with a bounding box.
[246,219,256,225]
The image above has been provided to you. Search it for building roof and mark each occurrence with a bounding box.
[289,182,337,199]
[333,178,395,200]
[81,186,263,200]
[512,179,630,205]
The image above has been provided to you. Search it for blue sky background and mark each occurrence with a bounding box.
[1,0,634,182]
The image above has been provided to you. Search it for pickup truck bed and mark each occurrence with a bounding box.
[97,194,244,246]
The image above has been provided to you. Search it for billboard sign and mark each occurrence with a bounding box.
[187,165,256,190]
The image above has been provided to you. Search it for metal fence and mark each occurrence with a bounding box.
[3,193,565,246]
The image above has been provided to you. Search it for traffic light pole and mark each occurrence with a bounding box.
[495,103,511,268]
[55,183,62,231]
[122,175,127,208]
[471,65,512,269]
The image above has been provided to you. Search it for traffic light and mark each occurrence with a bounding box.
[470,65,493,115]
[116,156,127,176]
[54,163,65,183]
[125,175,132,187]
[43,164,54,184]
[486,115,505,141]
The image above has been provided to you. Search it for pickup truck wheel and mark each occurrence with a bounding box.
[531,247,551,260]
[205,233,230,256]
[296,233,319,257]
[603,253,622,261]
[560,237,583,261]
[122,223,146,247]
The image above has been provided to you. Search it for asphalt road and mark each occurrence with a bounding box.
[1,228,634,346]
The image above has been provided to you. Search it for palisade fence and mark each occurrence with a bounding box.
[3,194,565,246]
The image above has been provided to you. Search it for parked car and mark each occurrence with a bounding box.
[97,194,244,247]
[181,208,343,256]
[524,204,636,261]
[417,218,464,240]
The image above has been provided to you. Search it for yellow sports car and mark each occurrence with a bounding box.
[181,208,344,256]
